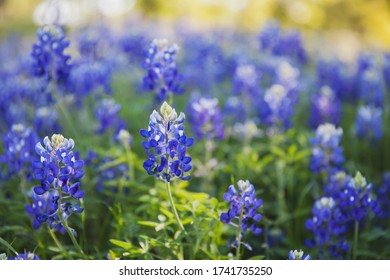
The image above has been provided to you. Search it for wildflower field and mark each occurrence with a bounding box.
[1,1,390,261]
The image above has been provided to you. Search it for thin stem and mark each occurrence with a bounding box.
[165,180,185,233]
[57,189,86,258]
[353,221,359,260]
[235,210,244,260]
[125,144,135,183]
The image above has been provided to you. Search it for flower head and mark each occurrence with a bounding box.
[356,105,382,140]
[142,39,184,102]
[288,249,311,260]
[220,180,263,249]
[140,102,193,182]
[8,252,40,260]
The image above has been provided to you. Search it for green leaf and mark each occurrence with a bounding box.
[138,221,160,227]
[109,239,132,249]
[247,255,265,260]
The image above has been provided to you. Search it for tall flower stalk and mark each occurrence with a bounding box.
[140,102,193,232]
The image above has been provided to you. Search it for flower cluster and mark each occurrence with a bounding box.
[310,123,344,174]
[31,25,71,86]
[337,172,381,222]
[309,86,341,129]
[142,39,184,102]
[94,99,124,135]
[140,102,193,182]
[220,180,263,249]
[0,124,38,180]
[288,249,311,260]
[28,134,84,233]
[187,97,224,140]
[8,252,40,260]
[355,105,383,140]
[377,172,390,219]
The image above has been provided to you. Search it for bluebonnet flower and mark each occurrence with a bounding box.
[309,86,341,129]
[305,197,348,258]
[233,64,260,97]
[8,252,40,260]
[310,123,344,174]
[258,84,295,130]
[377,172,390,219]
[338,172,381,222]
[95,157,130,194]
[31,25,71,87]
[187,97,224,140]
[288,249,311,260]
[94,99,123,134]
[355,105,382,140]
[220,180,263,250]
[31,134,84,234]
[259,21,306,64]
[0,124,38,180]
[140,102,193,182]
[68,59,112,96]
[324,171,351,198]
[383,53,390,89]
[34,106,61,136]
[358,67,384,107]
[142,39,184,102]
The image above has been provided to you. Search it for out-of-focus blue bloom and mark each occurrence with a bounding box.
[140,102,193,182]
[31,25,71,87]
[142,39,184,102]
[358,67,384,107]
[338,172,381,222]
[309,86,341,129]
[34,106,61,136]
[288,249,311,260]
[188,97,224,140]
[0,124,38,180]
[8,252,40,260]
[377,172,390,219]
[233,64,260,96]
[68,59,112,96]
[95,157,130,194]
[220,180,263,249]
[315,59,356,102]
[310,123,344,174]
[30,134,84,234]
[324,171,351,198]
[94,99,123,134]
[259,84,295,130]
[355,105,382,140]
[259,21,306,64]
[383,53,390,89]
[305,197,348,258]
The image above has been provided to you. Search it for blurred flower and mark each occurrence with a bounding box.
[94,99,123,134]
[358,67,384,107]
[310,123,344,174]
[309,86,341,129]
[8,252,40,260]
[140,102,193,182]
[0,124,38,180]
[377,172,390,219]
[220,180,263,250]
[142,39,184,102]
[188,97,224,140]
[288,249,311,260]
[31,25,71,88]
[355,105,382,140]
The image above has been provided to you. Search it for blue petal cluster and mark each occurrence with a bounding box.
[140,102,193,182]
[31,25,71,86]
[310,123,344,174]
[309,86,341,129]
[0,124,38,180]
[8,252,40,260]
[288,249,311,260]
[188,97,224,140]
[94,99,124,134]
[142,39,184,102]
[220,180,263,249]
[28,134,84,233]
[355,105,383,140]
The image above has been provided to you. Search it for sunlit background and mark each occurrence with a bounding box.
[1,0,390,55]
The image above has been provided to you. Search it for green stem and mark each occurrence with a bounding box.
[125,144,135,183]
[57,189,86,258]
[0,237,18,256]
[235,211,244,260]
[353,221,359,260]
[165,180,185,233]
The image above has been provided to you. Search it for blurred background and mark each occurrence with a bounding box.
[0,0,390,54]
